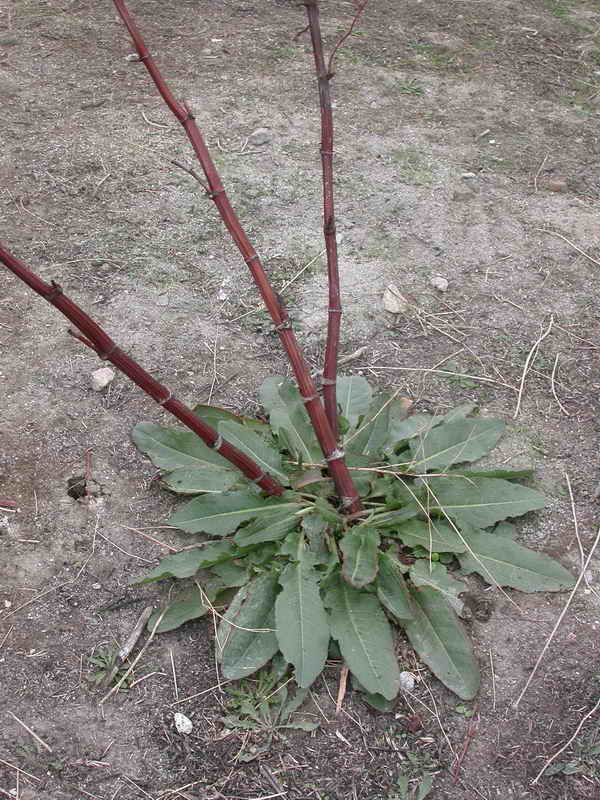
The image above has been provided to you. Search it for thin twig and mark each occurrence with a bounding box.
[513,527,600,708]
[513,315,554,419]
[7,712,52,752]
[489,650,496,712]
[169,648,179,701]
[118,524,178,551]
[550,353,570,416]
[99,608,168,704]
[101,606,153,688]
[326,0,369,76]
[531,697,600,784]
[207,327,219,406]
[368,365,517,392]
[452,713,479,784]
[0,759,40,783]
[533,152,549,192]
[335,663,349,715]
[535,227,600,269]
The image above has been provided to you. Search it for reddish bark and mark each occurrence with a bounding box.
[112,0,362,513]
[0,243,285,496]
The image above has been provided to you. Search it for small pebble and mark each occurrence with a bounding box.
[430,275,449,292]
[92,583,102,590]
[399,671,416,692]
[91,367,115,392]
[382,284,409,314]
[125,53,140,62]
[547,178,568,193]
[249,127,272,146]
[174,712,193,735]
[461,172,477,179]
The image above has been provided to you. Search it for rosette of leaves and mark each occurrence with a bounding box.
[131,377,574,702]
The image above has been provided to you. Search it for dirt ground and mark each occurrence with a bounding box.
[1,0,600,798]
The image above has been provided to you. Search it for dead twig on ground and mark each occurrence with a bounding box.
[7,711,53,753]
[335,663,349,715]
[100,606,153,688]
[513,315,554,419]
[531,697,600,784]
[535,227,600,269]
[513,526,600,708]
[550,353,570,416]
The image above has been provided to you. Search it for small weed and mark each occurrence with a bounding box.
[544,728,600,780]
[88,646,131,690]
[397,79,425,96]
[221,663,319,761]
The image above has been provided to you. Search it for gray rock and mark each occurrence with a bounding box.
[91,367,115,391]
[452,186,476,201]
[399,671,416,692]
[430,275,449,292]
[249,127,272,146]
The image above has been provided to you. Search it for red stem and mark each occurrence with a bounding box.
[0,243,285,497]
[304,0,342,439]
[112,0,362,513]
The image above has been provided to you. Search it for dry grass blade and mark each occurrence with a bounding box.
[7,711,52,753]
[536,227,600,269]
[531,697,600,784]
[101,606,153,688]
[550,353,570,416]
[513,315,554,419]
[513,526,600,708]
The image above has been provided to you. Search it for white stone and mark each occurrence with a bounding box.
[91,367,115,392]
[399,671,416,692]
[174,712,193,735]
[430,275,449,292]
[249,127,272,146]
[383,284,409,314]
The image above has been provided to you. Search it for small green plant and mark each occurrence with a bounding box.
[544,727,600,779]
[390,772,434,800]
[397,79,425,96]
[88,646,132,690]
[220,661,319,761]
[132,379,574,702]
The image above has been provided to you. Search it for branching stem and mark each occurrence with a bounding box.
[0,243,284,496]
[112,0,362,513]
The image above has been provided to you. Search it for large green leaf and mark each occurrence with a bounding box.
[403,586,480,700]
[458,528,575,591]
[377,552,414,620]
[132,541,236,584]
[386,413,443,450]
[168,491,300,535]
[218,420,288,483]
[336,376,372,428]
[425,476,547,528]
[234,510,299,547]
[340,527,380,587]
[345,393,407,457]
[132,422,232,471]
[369,508,419,529]
[259,377,322,463]
[147,586,210,632]
[409,418,505,472]
[409,561,466,614]
[325,574,400,700]
[275,551,330,688]
[391,518,467,554]
[162,466,239,494]
[194,404,267,435]
[218,573,280,679]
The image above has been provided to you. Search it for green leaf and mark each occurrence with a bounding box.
[353,679,395,712]
[132,541,236,584]
[168,491,300,535]
[386,413,442,450]
[409,418,505,472]
[377,552,414,620]
[234,510,299,547]
[409,561,466,614]
[425,476,547,528]
[259,377,322,463]
[403,586,480,700]
[132,422,231,471]
[218,574,280,680]
[275,553,330,688]
[458,528,575,591]
[325,574,400,700]
[147,588,210,632]
[391,518,467,554]
[346,393,406,456]
[194,404,267,434]
[162,466,239,494]
[313,497,343,526]
[218,420,289,483]
[340,527,380,587]
[370,508,419,528]
[443,403,477,423]
[456,468,534,482]
[336,376,373,428]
